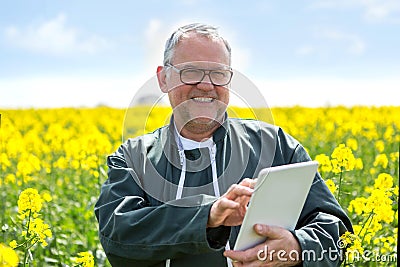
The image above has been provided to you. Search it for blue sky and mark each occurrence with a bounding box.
[1,0,399,108]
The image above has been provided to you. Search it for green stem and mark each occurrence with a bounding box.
[337,167,344,203]
[26,238,38,251]
[14,235,36,250]
[360,212,374,245]
[23,209,32,267]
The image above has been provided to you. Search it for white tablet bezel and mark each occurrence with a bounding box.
[233,161,319,251]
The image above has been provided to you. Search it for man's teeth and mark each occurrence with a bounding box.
[192,97,213,103]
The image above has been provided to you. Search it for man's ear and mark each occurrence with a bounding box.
[157,66,168,93]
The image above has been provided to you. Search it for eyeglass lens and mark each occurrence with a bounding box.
[181,69,232,85]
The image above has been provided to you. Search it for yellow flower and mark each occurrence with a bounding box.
[73,251,94,267]
[29,218,52,247]
[363,232,373,244]
[354,158,363,170]
[340,231,363,254]
[367,217,382,237]
[17,188,43,215]
[376,236,396,254]
[346,138,358,151]
[352,225,362,236]
[340,231,352,246]
[0,153,11,171]
[0,174,16,186]
[325,179,337,194]
[16,153,41,179]
[374,173,393,190]
[374,140,385,153]
[90,169,100,178]
[346,237,363,263]
[348,197,367,215]
[8,241,17,249]
[389,152,399,163]
[374,205,395,224]
[41,192,53,202]
[331,144,356,173]
[4,174,16,185]
[339,232,363,264]
[0,243,19,267]
[71,159,80,170]
[364,185,373,193]
[373,154,388,169]
[54,156,69,170]
[315,154,332,173]
[384,126,394,142]
[364,189,395,224]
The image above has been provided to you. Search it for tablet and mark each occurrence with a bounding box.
[233,161,319,251]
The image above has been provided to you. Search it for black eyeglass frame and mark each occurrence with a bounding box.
[165,63,233,86]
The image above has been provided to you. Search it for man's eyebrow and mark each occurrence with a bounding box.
[180,64,197,68]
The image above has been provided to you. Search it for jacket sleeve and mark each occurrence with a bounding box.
[94,144,224,266]
[289,143,353,267]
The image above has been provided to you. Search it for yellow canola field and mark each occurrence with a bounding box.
[0,106,398,266]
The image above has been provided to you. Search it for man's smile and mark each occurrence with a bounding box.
[191,97,215,103]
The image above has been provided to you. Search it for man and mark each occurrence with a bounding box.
[95,23,352,266]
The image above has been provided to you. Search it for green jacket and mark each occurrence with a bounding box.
[95,118,352,266]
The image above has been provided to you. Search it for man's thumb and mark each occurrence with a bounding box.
[254,224,280,238]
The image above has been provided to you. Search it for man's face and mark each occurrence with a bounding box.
[159,33,231,135]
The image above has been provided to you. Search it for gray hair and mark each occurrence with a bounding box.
[163,23,232,66]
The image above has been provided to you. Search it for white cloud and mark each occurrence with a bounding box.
[176,0,199,5]
[142,19,170,71]
[310,0,400,23]
[4,14,112,55]
[320,29,366,55]
[217,25,251,71]
[141,19,201,71]
[295,29,366,57]
[355,0,400,21]
[295,45,315,56]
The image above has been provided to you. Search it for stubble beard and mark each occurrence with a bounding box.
[175,106,226,136]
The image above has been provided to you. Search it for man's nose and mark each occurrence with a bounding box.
[196,74,214,91]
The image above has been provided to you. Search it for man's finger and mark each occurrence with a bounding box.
[224,246,261,264]
[254,224,284,239]
[217,198,240,210]
[226,184,254,199]
[239,178,257,189]
[224,250,249,263]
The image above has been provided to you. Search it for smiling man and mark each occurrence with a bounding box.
[95,23,352,267]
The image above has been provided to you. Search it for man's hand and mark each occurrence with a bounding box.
[224,224,302,267]
[207,178,256,228]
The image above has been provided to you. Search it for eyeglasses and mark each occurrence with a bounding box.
[165,63,233,86]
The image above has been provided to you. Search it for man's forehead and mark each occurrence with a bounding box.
[173,61,231,69]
